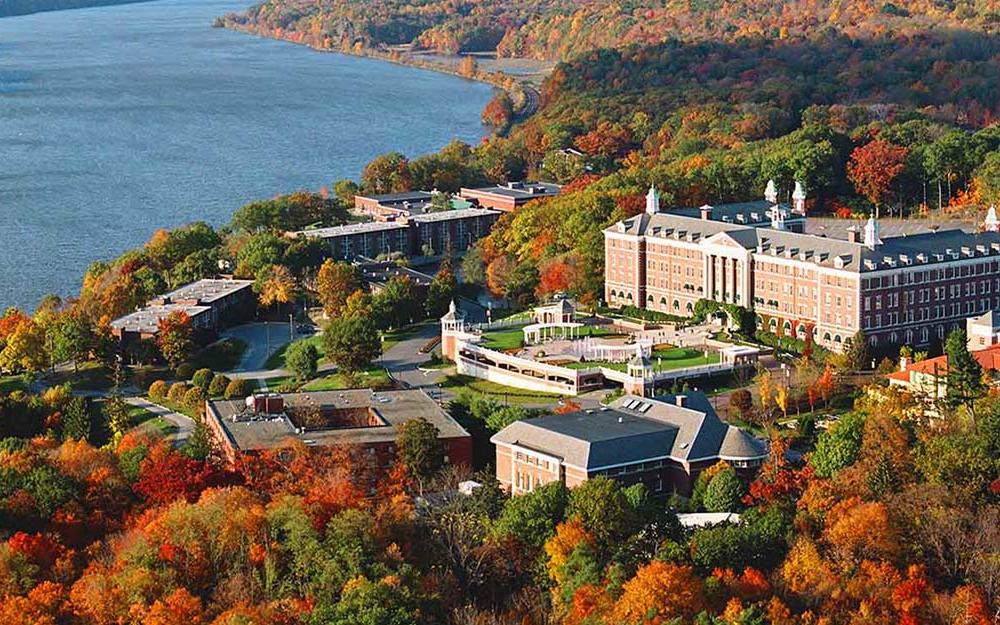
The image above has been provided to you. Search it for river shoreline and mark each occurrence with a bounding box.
[217,22,551,119]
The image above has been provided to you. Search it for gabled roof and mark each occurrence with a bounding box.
[490,392,767,470]
[897,344,1000,380]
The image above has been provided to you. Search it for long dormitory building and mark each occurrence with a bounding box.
[605,184,1000,351]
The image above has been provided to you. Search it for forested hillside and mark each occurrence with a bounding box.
[0,0,151,18]
[217,0,1000,59]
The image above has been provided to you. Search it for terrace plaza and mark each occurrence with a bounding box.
[205,389,472,466]
[606,181,1000,351]
[441,297,759,397]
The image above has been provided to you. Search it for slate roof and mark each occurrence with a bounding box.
[609,211,1000,273]
[490,392,767,470]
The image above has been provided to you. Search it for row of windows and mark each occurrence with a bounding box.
[863,261,1000,289]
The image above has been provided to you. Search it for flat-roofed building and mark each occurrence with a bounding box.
[109,278,254,342]
[459,181,560,212]
[354,190,434,220]
[291,207,499,260]
[205,389,473,467]
[490,392,766,496]
[605,181,1000,351]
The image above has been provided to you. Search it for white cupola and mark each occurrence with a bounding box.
[792,181,806,213]
[645,185,660,215]
[764,179,778,204]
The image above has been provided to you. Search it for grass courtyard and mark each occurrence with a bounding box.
[480,322,626,351]
[440,374,563,406]
[563,347,720,373]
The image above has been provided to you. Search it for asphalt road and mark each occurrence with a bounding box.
[126,396,194,448]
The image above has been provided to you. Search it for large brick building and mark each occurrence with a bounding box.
[605,184,1000,351]
[205,389,473,467]
[490,392,766,496]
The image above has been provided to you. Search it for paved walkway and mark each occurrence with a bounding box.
[126,397,194,447]
[222,322,296,372]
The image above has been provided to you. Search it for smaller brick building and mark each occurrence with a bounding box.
[459,181,561,212]
[491,392,766,496]
[205,389,472,468]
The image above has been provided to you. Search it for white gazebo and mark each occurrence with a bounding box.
[523,296,583,344]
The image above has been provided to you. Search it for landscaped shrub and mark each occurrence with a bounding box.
[175,363,195,380]
[148,380,168,402]
[167,382,188,403]
[183,387,205,411]
[191,368,214,392]
[208,373,230,397]
[224,378,251,400]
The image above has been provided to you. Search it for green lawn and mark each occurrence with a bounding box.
[265,334,326,370]
[0,375,27,394]
[45,361,114,391]
[564,347,720,373]
[481,326,527,351]
[192,338,248,371]
[441,374,563,405]
[381,320,434,352]
[300,367,393,391]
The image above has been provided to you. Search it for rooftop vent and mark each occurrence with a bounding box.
[675,395,686,407]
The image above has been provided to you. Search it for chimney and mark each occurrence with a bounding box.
[899,356,908,372]
[847,227,861,244]
[617,416,624,423]
[700,204,712,221]
[675,395,686,407]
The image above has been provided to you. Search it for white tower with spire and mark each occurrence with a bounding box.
[792,181,807,214]
[645,185,660,215]
[863,210,882,250]
[985,205,1000,232]
[764,179,778,204]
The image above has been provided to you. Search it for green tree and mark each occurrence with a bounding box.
[703,466,744,512]
[103,395,132,444]
[944,329,986,422]
[425,264,457,318]
[484,405,530,432]
[285,340,320,381]
[231,191,347,232]
[47,314,91,372]
[461,245,487,285]
[844,330,869,371]
[373,276,420,329]
[323,316,381,374]
[191,368,214,392]
[181,416,212,461]
[396,418,444,489]
[62,397,90,442]
[208,373,230,397]
[492,481,569,550]
[810,411,865,478]
[566,476,638,562]
[223,378,251,400]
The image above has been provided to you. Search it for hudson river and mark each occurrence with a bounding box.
[0,0,492,309]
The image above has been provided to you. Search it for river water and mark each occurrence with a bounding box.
[0,0,491,309]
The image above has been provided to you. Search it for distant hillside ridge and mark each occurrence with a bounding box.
[0,0,154,18]
[216,0,1000,61]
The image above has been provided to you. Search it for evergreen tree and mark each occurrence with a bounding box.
[703,467,744,513]
[944,329,986,422]
[62,397,90,442]
[844,329,869,370]
[103,396,132,445]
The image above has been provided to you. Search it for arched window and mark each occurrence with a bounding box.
[890,332,898,344]
[869,335,878,347]
[609,289,617,298]
[627,293,633,301]
[686,302,693,313]
[673,300,680,310]
[834,334,842,344]
[823,332,832,341]
[647,294,654,303]
[921,328,929,343]
[660,297,667,305]
[783,320,792,332]
[769,318,777,330]
[937,325,945,339]
[905,330,913,345]
[796,324,806,339]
